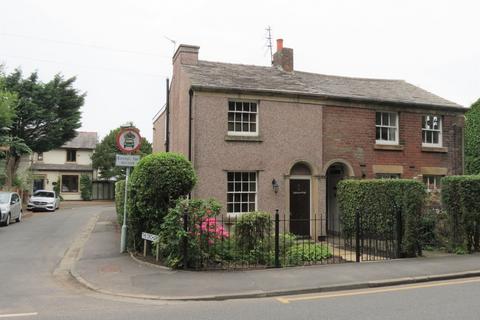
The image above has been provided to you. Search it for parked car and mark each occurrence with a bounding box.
[27,190,60,212]
[0,191,23,226]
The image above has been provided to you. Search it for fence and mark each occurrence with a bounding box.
[181,209,402,270]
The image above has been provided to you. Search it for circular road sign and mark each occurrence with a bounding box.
[116,127,142,153]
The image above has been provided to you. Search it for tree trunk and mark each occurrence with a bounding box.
[4,154,21,189]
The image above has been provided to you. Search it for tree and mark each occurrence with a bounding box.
[465,98,480,174]
[2,69,84,186]
[92,126,152,180]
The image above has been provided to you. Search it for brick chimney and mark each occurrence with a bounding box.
[172,44,199,65]
[272,39,293,72]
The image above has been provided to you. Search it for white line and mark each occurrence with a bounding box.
[0,313,38,318]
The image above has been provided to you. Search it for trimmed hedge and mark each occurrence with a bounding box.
[441,175,480,252]
[127,152,196,250]
[115,179,125,225]
[337,179,426,257]
[80,174,92,201]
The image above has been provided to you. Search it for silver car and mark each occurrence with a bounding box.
[27,190,60,212]
[0,192,23,226]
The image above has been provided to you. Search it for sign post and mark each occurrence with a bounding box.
[116,127,142,253]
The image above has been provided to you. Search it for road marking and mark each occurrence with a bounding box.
[0,313,38,318]
[276,277,480,304]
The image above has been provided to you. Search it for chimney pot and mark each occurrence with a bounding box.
[276,39,283,51]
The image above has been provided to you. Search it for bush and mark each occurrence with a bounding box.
[80,174,92,201]
[234,212,272,264]
[115,180,125,225]
[128,152,196,251]
[285,243,332,266]
[158,198,226,269]
[442,175,480,253]
[337,179,426,257]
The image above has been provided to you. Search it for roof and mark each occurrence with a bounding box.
[183,61,464,110]
[61,132,97,149]
[31,163,93,172]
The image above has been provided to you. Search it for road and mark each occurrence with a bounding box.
[1,203,480,320]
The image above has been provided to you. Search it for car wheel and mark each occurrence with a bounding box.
[16,211,22,223]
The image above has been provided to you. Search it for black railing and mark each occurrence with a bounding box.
[182,209,400,270]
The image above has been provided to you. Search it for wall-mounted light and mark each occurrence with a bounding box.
[272,179,279,193]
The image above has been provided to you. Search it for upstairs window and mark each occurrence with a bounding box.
[376,112,398,145]
[228,101,258,136]
[422,115,442,147]
[66,149,77,162]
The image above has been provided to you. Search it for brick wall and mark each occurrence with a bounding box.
[323,105,464,178]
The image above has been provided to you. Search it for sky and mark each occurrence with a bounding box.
[1,0,479,142]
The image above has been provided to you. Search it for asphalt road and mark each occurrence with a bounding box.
[2,204,480,320]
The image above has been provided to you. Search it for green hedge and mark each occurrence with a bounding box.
[115,180,125,225]
[128,152,196,251]
[80,174,92,201]
[337,179,426,257]
[441,175,480,252]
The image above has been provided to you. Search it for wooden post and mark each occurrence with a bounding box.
[143,239,147,257]
[155,243,159,262]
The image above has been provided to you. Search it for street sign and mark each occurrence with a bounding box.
[115,154,140,167]
[141,232,159,242]
[116,127,142,153]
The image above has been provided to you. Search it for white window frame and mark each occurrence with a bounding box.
[227,171,257,215]
[422,115,442,147]
[375,111,399,145]
[423,175,443,192]
[227,101,259,137]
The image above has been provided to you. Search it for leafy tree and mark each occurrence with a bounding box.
[0,76,16,130]
[92,126,152,180]
[2,69,84,186]
[465,98,480,174]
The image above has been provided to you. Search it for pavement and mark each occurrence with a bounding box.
[72,207,480,301]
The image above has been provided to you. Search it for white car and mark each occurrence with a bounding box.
[27,190,60,212]
[0,192,22,226]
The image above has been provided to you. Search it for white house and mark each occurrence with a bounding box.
[28,132,98,200]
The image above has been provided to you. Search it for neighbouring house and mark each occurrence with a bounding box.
[152,39,466,239]
[26,131,98,200]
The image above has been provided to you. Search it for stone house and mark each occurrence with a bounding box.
[152,40,466,238]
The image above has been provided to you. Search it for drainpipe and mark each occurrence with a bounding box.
[165,78,170,152]
[188,89,193,162]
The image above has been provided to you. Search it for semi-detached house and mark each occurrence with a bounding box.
[152,39,466,238]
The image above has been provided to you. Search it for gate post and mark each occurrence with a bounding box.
[395,205,403,258]
[275,209,280,268]
[355,208,361,262]
[183,208,188,270]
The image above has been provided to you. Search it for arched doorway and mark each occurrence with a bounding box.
[326,163,346,234]
[289,162,312,237]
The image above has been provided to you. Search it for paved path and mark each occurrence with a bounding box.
[75,208,480,300]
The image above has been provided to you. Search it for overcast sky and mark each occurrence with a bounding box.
[1,0,479,142]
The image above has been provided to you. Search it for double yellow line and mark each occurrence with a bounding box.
[276,277,480,304]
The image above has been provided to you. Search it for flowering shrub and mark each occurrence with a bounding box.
[158,198,230,269]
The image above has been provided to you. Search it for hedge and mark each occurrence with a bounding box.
[80,174,92,201]
[127,152,196,250]
[115,179,125,225]
[441,175,480,252]
[337,179,426,257]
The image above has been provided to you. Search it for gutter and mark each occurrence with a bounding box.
[190,85,467,113]
[166,78,170,152]
[188,89,193,162]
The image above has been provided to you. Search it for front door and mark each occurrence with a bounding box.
[290,179,310,237]
[327,164,345,234]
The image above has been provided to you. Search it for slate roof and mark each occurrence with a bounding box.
[61,132,97,149]
[183,61,463,110]
[31,163,93,172]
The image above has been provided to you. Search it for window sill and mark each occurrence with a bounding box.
[225,135,263,142]
[422,146,448,153]
[374,144,404,151]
